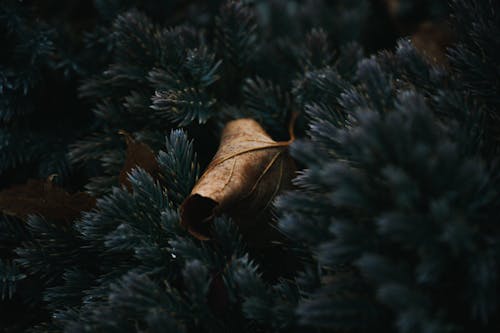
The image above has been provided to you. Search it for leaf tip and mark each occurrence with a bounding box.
[180,194,218,240]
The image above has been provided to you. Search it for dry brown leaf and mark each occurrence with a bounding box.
[119,130,159,188]
[180,115,297,240]
[0,177,96,222]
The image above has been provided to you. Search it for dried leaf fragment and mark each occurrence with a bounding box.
[411,21,453,66]
[0,178,96,222]
[180,116,297,240]
[119,130,159,188]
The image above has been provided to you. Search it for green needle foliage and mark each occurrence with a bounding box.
[1,0,498,332]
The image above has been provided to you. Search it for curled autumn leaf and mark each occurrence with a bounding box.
[0,177,95,222]
[180,114,297,240]
[119,130,160,189]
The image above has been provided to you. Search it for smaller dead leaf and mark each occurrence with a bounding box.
[412,21,453,66]
[207,271,230,316]
[385,0,400,18]
[119,130,160,189]
[0,177,96,222]
[180,114,297,241]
